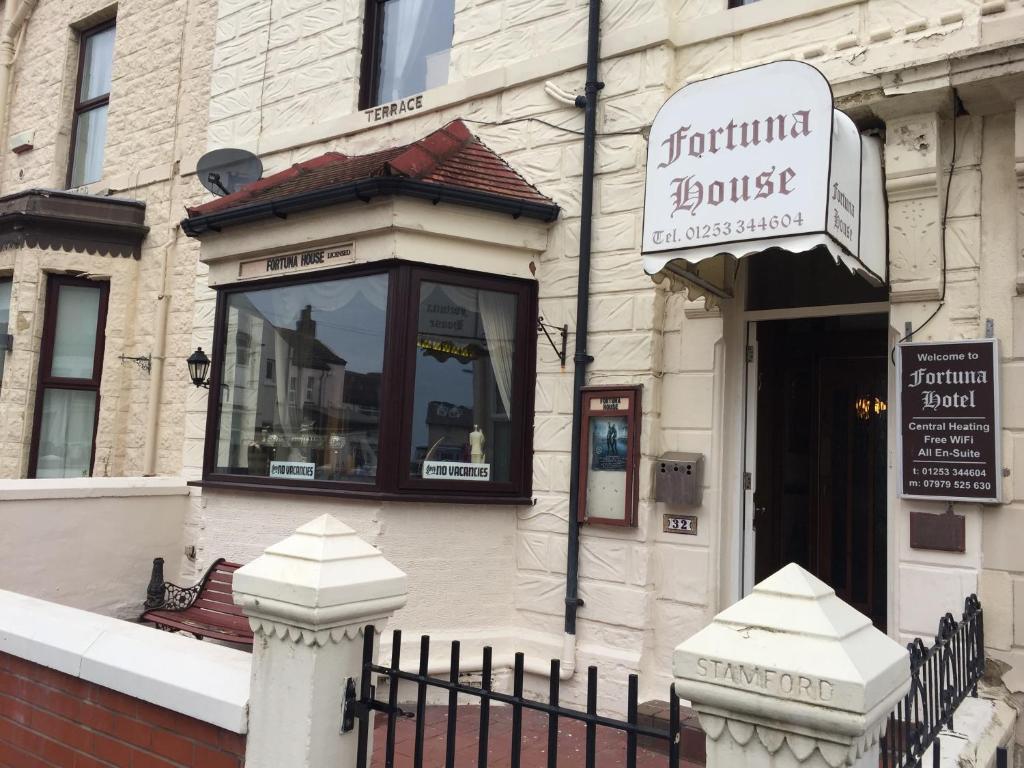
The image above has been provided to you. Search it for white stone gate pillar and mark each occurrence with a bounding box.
[674,564,910,768]
[233,515,408,768]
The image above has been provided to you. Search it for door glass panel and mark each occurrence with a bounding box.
[51,284,101,378]
[0,280,10,389]
[34,388,97,478]
[754,315,888,629]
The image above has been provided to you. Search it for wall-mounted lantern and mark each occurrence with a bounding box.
[187,347,212,388]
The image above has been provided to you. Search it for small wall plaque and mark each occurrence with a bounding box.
[909,509,965,552]
[663,514,697,535]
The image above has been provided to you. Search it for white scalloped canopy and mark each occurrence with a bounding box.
[642,61,888,305]
[644,232,885,309]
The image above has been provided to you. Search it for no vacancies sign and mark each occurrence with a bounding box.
[642,61,886,290]
[898,339,1002,503]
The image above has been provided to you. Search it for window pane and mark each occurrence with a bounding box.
[0,280,10,390]
[215,273,389,483]
[70,105,108,187]
[51,284,101,379]
[410,281,517,483]
[79,26,115,102]
[376,0,454,104]
[34,388,97,478]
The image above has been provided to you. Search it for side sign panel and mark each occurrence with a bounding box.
[898,339,1001,503]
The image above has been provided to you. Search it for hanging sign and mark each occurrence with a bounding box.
[898,339,1001,503]
[641,61,886,299]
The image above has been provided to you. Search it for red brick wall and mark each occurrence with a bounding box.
[0,652,246,768]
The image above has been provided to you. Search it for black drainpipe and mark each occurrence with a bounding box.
[564,0,602,639]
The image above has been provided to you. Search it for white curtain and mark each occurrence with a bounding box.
[434,283,516,418]
[34,389,97,478]
[273,330,296,435]
[478,290,515,418]
[249,274,388,324]
[389,0,434,101]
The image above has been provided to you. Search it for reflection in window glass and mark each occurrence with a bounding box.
[69,22,115,188]
[410,281,517,483]
[376,0,454,104]
[215,273,389,483]
[70,105,109,188]
[34,389,98,478]
[0,280,10,389]
[79,26,115,102]
[51,284,101,379]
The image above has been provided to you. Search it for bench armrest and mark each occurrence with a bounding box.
[152,580,204,612]
[142,557,227,613]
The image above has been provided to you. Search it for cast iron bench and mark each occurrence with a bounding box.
[141,557,254,646]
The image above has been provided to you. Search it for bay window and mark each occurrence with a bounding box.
[205,263,535,501]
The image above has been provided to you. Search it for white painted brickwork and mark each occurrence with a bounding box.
[0,0,217,477]
[184,0,1024,711]
[0,0,1017,718]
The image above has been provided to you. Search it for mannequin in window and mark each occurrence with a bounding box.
[470,425,485,464]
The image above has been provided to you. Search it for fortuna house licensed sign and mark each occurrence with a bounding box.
[642,61,886,300]
[898,339,1002,504]
[238,242,355,280]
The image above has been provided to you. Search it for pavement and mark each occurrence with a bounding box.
[370,705,703,767]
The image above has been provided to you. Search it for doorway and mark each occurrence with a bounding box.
[751,314,888,628]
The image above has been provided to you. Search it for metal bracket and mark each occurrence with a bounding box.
[341,677,414,734]
[119,353,152,373]
[904,321,914,342]
[985,318,994,338]
[538,317,569,367]
[341,678,359,733]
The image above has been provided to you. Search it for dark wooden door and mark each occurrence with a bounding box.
[753,316,888,629]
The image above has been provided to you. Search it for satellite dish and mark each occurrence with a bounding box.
[196,148,263,197]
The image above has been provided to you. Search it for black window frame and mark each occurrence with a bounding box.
[359,0,386,110]
[0,276,11,393]
[67,19,116,189]
[358,0,455,110]
[200,261,537,504]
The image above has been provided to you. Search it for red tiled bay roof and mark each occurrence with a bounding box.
[185,120,557,227]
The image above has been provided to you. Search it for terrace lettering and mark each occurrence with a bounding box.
[659,110,812,217]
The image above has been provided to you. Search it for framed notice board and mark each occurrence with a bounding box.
[577,385,641,527]
[897,338,1001,503]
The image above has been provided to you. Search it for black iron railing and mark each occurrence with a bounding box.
[880,594,985,768]
[344,626,682,768]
